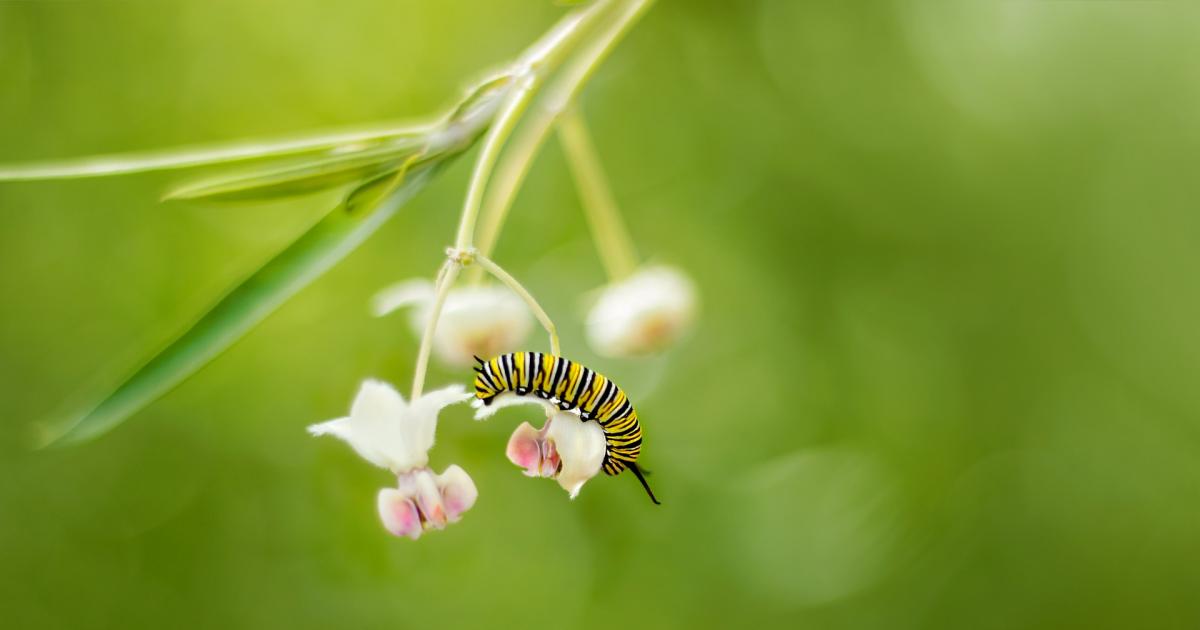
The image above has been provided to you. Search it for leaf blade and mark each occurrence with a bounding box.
[34,160,440,447]
[162,139,427,202]
[0,122,434,181]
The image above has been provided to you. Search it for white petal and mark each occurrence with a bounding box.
[435,464,478,522]
[429,287,534,367]
[545,412,606,499]
[586,266,697,358]
[377,284,534,367]
[308,383,400,471]
[309,416,390,469]
[370,279,435,317]
[350,379,408,420]
[309,380,466,473]
[473,392,556,421]
[377,487,423,539]
[407,384,471,456]
[410,384,471,416]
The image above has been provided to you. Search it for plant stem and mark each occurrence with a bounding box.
[410,260,460,400]
[474,254,561,356]
[412,4,621,396]
[452,74,536,251]
[556,107,639,280]
[452,1,613,252]
[468,0,655,282]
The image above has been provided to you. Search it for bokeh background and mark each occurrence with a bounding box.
[3,1,1200,628]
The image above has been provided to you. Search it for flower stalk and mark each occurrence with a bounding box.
[557,107,639,281]
[452,74,537,252]
[411,0,635,397]
[469,0,655,282]
[410,259,461,400]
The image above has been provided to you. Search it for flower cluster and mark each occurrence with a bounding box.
[308,381,477,539]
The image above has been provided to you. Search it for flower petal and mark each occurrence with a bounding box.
[350,379,408,421]
[473,392,556,420]
[308,416,393,470]
[370,279,434,317]
[436,465,478,522]
[586,265,697,357]
[406,384,471,460]
[410,384,471,417]
[430,287,534,366]
[309,380,466,473]
[307,380,408,470]
[412,469,448,530]
[377,488,423,539]
[506,421,545,477]
[545,412,606,499]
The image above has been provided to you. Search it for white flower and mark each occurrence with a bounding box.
[371,279,533,367]
[309,380,477,539]
[585,265,697,358]
[475,395,606,499]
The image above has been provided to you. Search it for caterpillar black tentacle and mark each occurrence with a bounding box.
[628,463,660,505]
[472,352,660,505]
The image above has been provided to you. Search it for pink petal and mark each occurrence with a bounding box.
[377,488,422,540]
[413,471,448,530]
[436,465,478,522]
[539,437,561,479]
[506,422,544,476]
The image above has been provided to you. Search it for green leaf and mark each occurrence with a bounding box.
[17,53,512,447]
[33,158,442,447]
[162,139,427,202]
[0,122,433,181]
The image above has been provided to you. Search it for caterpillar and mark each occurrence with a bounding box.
[473,352,660,505]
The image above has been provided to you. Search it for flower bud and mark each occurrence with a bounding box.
[586,266,697,358]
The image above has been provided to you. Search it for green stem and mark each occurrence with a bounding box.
[412,3,617,396]
[452,0,613,252]
[411,259,460,400]
[452,74,537,251]
[468,0,655,282]
[557,107,639,280]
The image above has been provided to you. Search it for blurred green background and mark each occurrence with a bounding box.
[3,1,1200,628]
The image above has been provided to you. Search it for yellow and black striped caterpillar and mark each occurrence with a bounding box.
[473,352,660,504]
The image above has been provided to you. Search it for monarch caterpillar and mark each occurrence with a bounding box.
[473,352,660,505]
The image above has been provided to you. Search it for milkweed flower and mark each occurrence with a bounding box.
[308,380,477,539]
[372,279,533,367]
[586,265,697,358]
[474,396,606,498]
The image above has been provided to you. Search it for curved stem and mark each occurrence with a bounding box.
[469,108,557,278]
[452,1,614,252]
[411,2,623,396]
[474,254,561,356]
[452,75,536,251]
[557,106,638,280]
[468,0,655,282]
[410,260,461,400]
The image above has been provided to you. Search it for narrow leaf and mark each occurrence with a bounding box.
[162,139,426,202]
[0,122,433,181]
[34,159,441,447]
